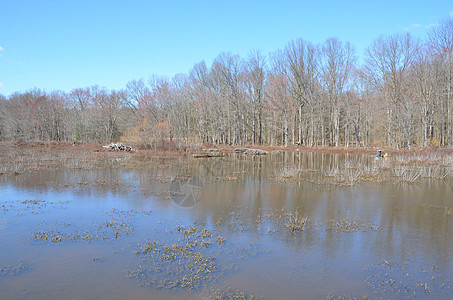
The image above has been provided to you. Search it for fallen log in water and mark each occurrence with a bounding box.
[193,153,225,158]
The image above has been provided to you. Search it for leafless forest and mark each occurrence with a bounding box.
[1,17,453,149]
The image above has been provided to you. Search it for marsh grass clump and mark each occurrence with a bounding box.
[0,162,25,175]
[360,165,381,178]
[0,263,26,276]
[320,153,453,187]
[286,211,309,233]
[130,225,226,290]
[272,165,319,183]
[325,167,364,187]
[276,166,302,180]
[322,157,382,187]
[392,166,421,183]
[388,153,453,182]
[263,208,311,236]
[395,154,446,166]
[259,207,381,239]
[420,165,450,179]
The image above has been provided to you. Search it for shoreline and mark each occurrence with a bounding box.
[1,141,452,156]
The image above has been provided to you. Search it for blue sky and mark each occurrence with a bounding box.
[0,0,452,97]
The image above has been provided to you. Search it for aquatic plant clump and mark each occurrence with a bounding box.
[262,208,311,235]
[30,230,71,242]
[261,208,381,238]
[213,287,260,300]
[326,294,369,300]
[129,225,226,290]
[286,211,309,233]
[0,263,26,276]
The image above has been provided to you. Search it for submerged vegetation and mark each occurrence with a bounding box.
[29,208,148,243]
[365,259,453,298]
[0,263,26,276]
[130,226,226,290]
[212,287,259,300]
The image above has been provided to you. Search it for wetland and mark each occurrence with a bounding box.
[1,144,453,299]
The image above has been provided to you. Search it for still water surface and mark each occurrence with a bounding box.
[1,152,452,299]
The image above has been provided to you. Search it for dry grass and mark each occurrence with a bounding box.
[325,167,365,186]
[1,143,452,189]
[420,165,450,179]
[322,151,453,187]
[392,166,421,183]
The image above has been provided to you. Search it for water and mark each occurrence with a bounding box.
[1,151,452,299]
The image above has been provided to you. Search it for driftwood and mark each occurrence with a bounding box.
[201,148,221,152]
[193,153,224,158]
[233,148,268,155]
[233,148,249,153]
[192,147,267,157]
[103,143,133,151]
[244,148,268,155]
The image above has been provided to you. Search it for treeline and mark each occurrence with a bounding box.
[1,16,452,149]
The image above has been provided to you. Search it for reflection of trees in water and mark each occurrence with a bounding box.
[375,181,453,264]
[2,152,452,264]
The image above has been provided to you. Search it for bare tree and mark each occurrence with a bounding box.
[243,50,266,145]
[321,38,356,146]
[364,33,419,148]
[279,38,320,146]
[125,79,150,122]
[2,15,453,150]
[68,87,91,142]
[428,17,453,146]
[212,52,244,145]
[265,74,293,146]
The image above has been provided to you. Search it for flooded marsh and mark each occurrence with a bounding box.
[1,146,453,299]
